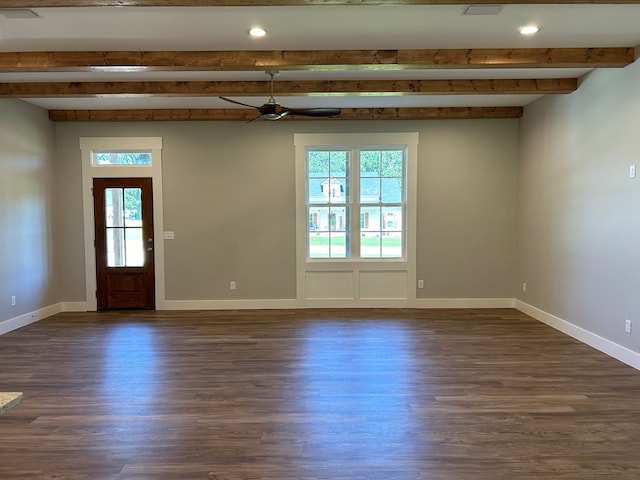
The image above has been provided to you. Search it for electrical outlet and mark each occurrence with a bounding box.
[625,319,632,334]
[10,295,16,306]
[229,281,236,290]
[522,282,527,292]
[418,279,424,289]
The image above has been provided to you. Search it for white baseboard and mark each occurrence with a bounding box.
[414,298,515,309]
[61,301,89,312]
[515,300,640,371]
[161,299,299,310]
[0,303,63,336]
[163,297,515,310]
[302,299,412,308]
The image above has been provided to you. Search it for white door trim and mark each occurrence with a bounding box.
[79,137,165,311]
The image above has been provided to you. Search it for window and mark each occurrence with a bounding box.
[94,151,152,166]
[306,146,406,259]
[104,187,144,267]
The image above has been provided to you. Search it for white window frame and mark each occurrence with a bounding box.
[305,145,407,260]
[295,133,418,307]
[80,137,165,311]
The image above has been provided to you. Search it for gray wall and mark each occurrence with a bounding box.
[0,99,58,322]
[518,58,640,351]
[55,119,518,303]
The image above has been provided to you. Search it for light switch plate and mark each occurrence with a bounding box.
[631,165,636,178]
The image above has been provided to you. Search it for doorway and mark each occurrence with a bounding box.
[93,177,155,309]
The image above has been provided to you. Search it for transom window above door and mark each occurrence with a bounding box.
[93,151,152,166]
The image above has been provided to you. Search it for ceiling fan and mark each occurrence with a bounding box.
[219,71,342,121]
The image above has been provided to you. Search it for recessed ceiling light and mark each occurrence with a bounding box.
[519,25,540,35]
[249,27,267,38]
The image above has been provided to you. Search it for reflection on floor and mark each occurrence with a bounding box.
[0,392,22,416]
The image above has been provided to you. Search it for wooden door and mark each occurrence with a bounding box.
[93,178,155,309]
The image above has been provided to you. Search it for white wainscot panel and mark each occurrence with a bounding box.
[359,270,407,299]
[305,271,354,300]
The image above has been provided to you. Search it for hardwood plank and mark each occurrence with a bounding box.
[1,308,640,479]
[0,48,632,72]
[48,106,524,121]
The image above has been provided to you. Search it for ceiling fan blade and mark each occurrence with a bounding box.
[219,96,258,109]
[221,72,341,121]
[283,108,342,118]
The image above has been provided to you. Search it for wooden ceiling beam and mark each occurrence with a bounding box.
[0,78,577,97]
[48,106,524,122]
[2,1,640,6]
[0,48,632,72]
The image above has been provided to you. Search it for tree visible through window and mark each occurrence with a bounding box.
[95,152,152,165]
[306,147,405,259]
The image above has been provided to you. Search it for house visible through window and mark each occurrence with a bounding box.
[306,147,406,259]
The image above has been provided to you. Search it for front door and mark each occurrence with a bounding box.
[93,178,155,309]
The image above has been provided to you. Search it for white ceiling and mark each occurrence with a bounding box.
[1,4,640,111]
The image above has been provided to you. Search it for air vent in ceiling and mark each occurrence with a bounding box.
[0,8,39,18]
[461,5,503,15]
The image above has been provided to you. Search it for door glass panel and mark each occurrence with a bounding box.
[105,188,124,227]
[124,188,143,227]
[105,187,145,267]
[125,228,144,267]
[107,228,125,267]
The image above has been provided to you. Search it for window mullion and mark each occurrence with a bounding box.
[351,147,361,259]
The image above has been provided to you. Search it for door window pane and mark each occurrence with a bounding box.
[107,228,125,267]
[105,187,145,267]
[125,228,144,267]
[124,188,143,227]
[105,188,124,227]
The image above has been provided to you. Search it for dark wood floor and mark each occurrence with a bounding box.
[1,308,640,480]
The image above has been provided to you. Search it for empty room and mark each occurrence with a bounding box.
[2,1,640,479]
